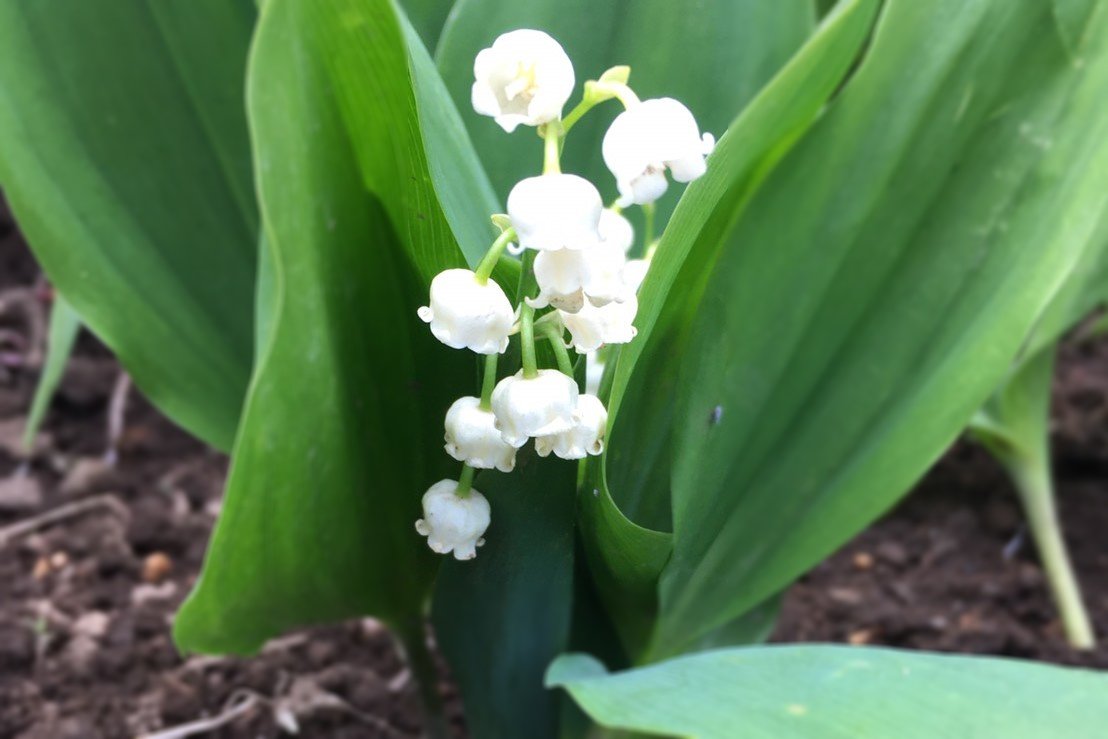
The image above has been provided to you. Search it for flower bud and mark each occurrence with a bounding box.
[561,295,638,353]
[415,480,490,560]
[418,269,515,354]
[471,29,575,133]
[536,394,607,459]
[490,369,579,447]
[602,97,715,206]
[444,396,517,472]
[508,174,604,252]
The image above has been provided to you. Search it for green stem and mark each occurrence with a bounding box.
[395,618,449,739]
[1009,456,1095,649]
[456,463,476,497]
[543,124,562,174]
[560,97,596,135]
[591,80,640,109]
[520,303,538,379]
[479,352,498,410]
[641,202,655,253]
[543,324,574,376]
[474,227,517,283]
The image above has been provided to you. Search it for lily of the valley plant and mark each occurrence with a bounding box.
[416,29,710,560]
[3,0,1108,737]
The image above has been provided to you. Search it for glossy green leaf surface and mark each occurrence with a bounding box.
[176,0,497,653]
[436,0,814,221]
[23,294,81,451]
[433,454,577,739]
[548,646,1108,738]
[1024,206,1108,360]
[0,0,257,450]
[655,0,1108,655]
[603,0,879,532]
[576,0,880,658]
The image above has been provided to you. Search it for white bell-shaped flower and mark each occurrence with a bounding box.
[622,257,651,293]
[507,174,604,252]
[490,369,579,447]
[415,480,491,560]
[471,29,575,133]
[536,394,607,460]
[530,208,634,310]
[602,97,715,206]
[599,208,635,254]
[418,269,515,354]
[561,294,638,353]
[444,396,517,472]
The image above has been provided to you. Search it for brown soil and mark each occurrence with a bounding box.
[1,195,1106,737]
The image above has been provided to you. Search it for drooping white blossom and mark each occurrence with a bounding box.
[602,97,715,206]
[529,208,635,310]
[622,257,651,293]
[561,294,638,353]
[444,396,517,472]
[472,29,575,133]
[415,480,491,560]
[490,369,579,447]
[599,208,635,254]
[418,269,515,354]
[536,394,607,459]
[507,174,604,252]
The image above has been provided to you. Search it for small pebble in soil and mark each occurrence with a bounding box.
[141,552,173,584]
[852,551,874,570]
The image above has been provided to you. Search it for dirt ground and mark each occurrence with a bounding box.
[1,196,1105,737]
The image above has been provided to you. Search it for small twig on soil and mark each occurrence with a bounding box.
[0,493,130,548]
[138,691,260,739]
[104,371,132,466]
[1002,525,1027,560]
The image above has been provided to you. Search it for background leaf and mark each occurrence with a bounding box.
[401,0,455,49]
[577,0,880,658]
[547,646,1108,739]
[652,0,1108,656]
[432,454,577,739]
[0,0,258,450]
[22,295,81,451]
[175,0,497,653]
[435,0,815,226]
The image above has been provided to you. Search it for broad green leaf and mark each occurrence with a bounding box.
[577,0,880,658]
[604,0,880,532]
[1023,206,1108,360]
[433,454,576,739]
[0,0,257,450]
[1053,0,1100,55]
[547,646,1108,738]
[175,0,497,653]
[435,0,814,224]
[22,294,81,451]
[654,0,1108,655]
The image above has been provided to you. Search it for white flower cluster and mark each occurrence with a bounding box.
[414,29,713,560]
